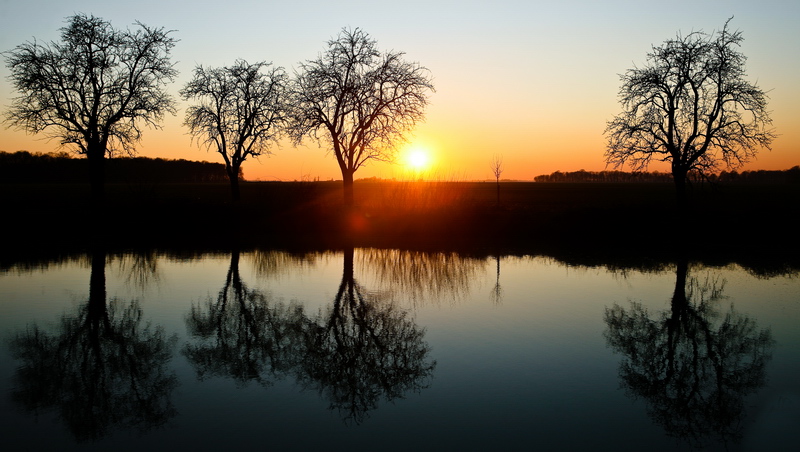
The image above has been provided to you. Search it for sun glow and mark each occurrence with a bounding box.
[403,145,433,175]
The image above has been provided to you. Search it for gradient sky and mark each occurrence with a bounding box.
[1,0,798,181]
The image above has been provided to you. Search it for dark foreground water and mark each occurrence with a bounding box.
[1,249,798,451]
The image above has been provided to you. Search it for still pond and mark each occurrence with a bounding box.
[1,249,798,451]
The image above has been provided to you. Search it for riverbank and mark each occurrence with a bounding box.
[3,180,798,267]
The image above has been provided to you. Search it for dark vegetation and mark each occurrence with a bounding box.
[2,158,798,272]
[0,151,232,183]
[534,167,800,184]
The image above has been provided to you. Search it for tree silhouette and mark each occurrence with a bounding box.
[491,154,503,207]
[8,250,178,442]
[295,247,436,423]
[181,60,289,201]
[3,14,177,203]
[604,260,773,448]
[605,18,774,209]
[290,28,435,207]
[183,251,304,386]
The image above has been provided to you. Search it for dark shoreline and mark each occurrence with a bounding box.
[3,181,799,273]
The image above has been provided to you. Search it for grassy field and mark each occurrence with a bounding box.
[3,180,799,266]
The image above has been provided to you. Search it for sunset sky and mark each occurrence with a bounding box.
[1,0,798,181]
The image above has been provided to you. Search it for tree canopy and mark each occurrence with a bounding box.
[3,14,178,201]
[181,60,289,200]
[605,19,774,207]
[290,28,435,206]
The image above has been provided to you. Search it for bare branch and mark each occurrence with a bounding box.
[491,154,503,180]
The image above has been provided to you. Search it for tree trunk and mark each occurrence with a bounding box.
[496,179,500,207]
[88,152,106,206]
[672,169,689,213]
[228,165,241,202]
[342,246,354,287]
[333,246,355,315]
[88,248,107,344]
[671,259,688,312]
[342,170,355,208]
[665,258,689,381]
[227,250,242,299]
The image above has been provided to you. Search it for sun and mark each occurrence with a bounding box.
[404,146,431,172]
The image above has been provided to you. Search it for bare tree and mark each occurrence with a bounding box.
[605,19,774,209]
[290,28,435,207]
[3,14,178,203]
[491,154,504,206]
[181,60,289,201]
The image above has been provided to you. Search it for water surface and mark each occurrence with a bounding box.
[1,249,798,451]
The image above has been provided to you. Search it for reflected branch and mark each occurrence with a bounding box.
[358,248,486,304]
[604,260,773,447]
[115,251,162,291]
[249,249,320,278]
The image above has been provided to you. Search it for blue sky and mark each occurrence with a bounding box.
[2,0,798,180]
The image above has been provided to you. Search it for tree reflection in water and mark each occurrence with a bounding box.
[250,248,320,278]
[296,247,436,424]
[115,250,162,291]
[357,248,486,305]
[8,250,179,442]
[183,250,305,386]
[183,248,436,423]
[604,260,774,448]
[490,254,503,305]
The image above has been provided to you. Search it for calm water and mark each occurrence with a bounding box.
[1,249,798,451]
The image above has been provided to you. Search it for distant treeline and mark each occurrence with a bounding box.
[534,167,800,183]
[534,170,674,183]
[0,151,234,183]
[715,167,800,183]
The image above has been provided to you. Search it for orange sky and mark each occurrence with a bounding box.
[2,1,798,181]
